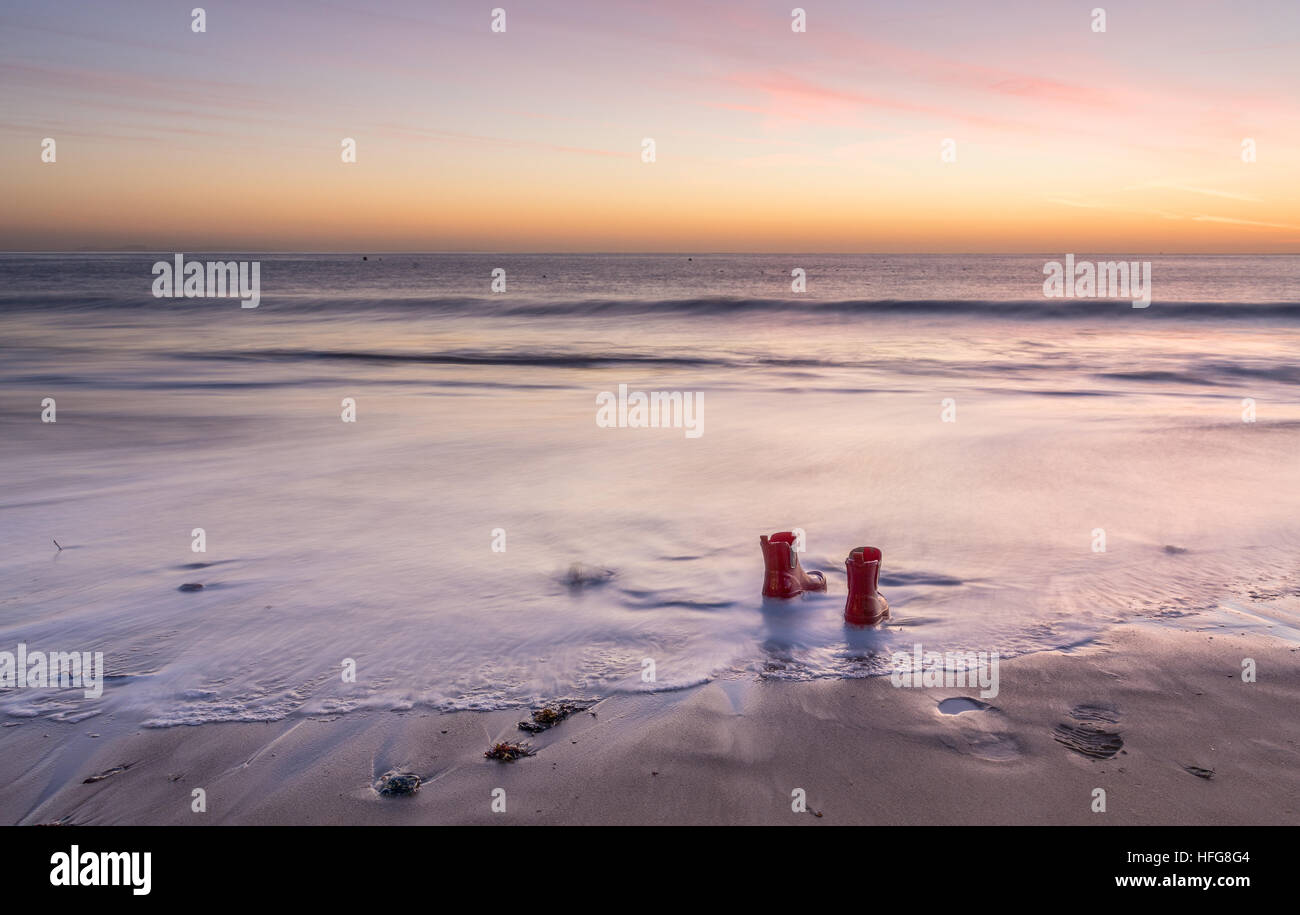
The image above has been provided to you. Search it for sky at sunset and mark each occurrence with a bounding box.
[2,0,1298,252]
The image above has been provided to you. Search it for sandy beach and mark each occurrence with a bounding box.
[4,624,1293,826]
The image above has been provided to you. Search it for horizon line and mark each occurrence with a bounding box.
[4,250,1298,257]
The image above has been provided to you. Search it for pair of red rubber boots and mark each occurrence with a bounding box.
[758,532,890,626]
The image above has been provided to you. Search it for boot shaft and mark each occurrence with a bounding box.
[760,532,797,571]
[844,546,889,625]
[760,532,823,598]
[845,546,882,592]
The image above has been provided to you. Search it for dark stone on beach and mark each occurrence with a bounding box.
[518,701,595,733]
[178,582,204,592]
[376,771,421,796]
[1164,545,1189,554]
[561,564,614,590]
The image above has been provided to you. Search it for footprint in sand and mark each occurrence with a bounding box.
[938,697,991,714]
[1053,704,1123,759]
[935,698,1022,762]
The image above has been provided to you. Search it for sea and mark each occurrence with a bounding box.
[1,252,1297,726]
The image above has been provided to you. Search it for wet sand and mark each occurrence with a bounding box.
[3,625,1296,826]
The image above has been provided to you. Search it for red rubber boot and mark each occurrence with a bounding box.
[759,532,827,598]
[844,546,890,625]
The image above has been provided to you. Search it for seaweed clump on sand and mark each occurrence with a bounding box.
[518,700,595,733]
[376,771,421,796]
[83,763,135,784]
[485,741,534,762]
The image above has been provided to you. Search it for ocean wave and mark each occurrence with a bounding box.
[3,292,1300,320]
[175,347,1300,388]
[187,348,803,369]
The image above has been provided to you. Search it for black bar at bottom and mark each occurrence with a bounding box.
[1,825,1278,900]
